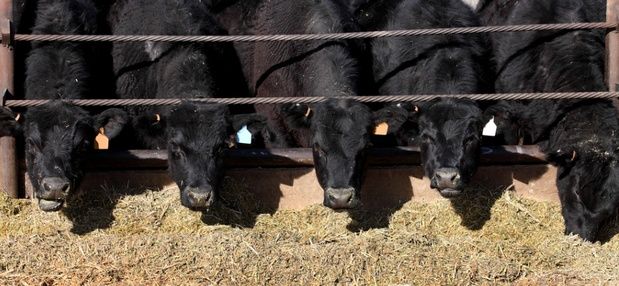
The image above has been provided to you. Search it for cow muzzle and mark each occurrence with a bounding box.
[431,168,463,198]
[324,187,359,209]
[181,187,215,210]
[37,177,70,212]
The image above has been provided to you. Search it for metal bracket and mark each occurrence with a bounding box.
[0,18,12,48]
[1,89,9,107]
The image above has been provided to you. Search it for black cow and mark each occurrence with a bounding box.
[21,0,126,212]
[355,0,493,198]
[483,0,617,241]
[217,0,379,209]
[109,0,266,210]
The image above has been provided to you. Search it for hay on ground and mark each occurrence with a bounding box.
[1,178,618,285]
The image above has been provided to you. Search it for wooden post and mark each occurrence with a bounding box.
[0,0,17,198]
[606,0,619,91]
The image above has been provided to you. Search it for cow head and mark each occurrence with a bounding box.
[138,102,267,210]
[487,100,619,241]
[548,145,619,241]
[375,99,487,198]
[23,101,127,211]
[282,99,373,209]
[418,99,487,197]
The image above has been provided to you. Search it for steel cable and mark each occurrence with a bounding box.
[9,22,614,43]
[5,92,619,107]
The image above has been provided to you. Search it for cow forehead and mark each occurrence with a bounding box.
[312,105,370,138]
[310,117,366,158]
[425,104,480,119]
[27,109,89,142]
[422,103,481,128]
[167,107,230,148]
[313,100,371,125]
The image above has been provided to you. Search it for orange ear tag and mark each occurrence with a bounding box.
[374,122,389,136]
[95,127,109,150]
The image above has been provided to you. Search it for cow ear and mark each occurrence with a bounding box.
[230,113,274,147]
[0,107,18,137]
[73,117,96,146]
[231,113,268,134]
[484,101,515,122]
[134,111,165,135]
[281,103,312,129]
[95,108,129,140]
[372,103,417,135]
[547,148,578,166]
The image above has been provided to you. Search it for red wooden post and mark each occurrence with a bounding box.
[0,0,17,198]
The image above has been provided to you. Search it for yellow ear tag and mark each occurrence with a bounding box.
[305,107,312,118]
[374,122,389,136]
[95,127,109,150]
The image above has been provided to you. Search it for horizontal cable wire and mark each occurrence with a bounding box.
[5,92,619,107]
[4,23,616,107]
[10,22,614,43]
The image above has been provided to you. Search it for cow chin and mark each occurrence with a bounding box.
[438,188,463,198]
[38,199,65,212]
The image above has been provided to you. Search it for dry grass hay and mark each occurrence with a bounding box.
[1,177,618,285]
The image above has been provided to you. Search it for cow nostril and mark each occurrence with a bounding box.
[448,173,457,182]
[328,193,337,202]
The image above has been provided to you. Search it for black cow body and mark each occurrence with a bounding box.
[483,0,617,241]
[22,0,126,212]
[357,0,493,198]
[217,0,374,209]
[109,0,264,210]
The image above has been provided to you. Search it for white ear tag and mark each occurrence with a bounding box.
[483,117,497,137]
[236,125,252,145]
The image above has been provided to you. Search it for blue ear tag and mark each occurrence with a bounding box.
[236,125,253,145]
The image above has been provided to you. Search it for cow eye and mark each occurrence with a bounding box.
[77,139,91,152]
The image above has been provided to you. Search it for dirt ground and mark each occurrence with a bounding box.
[1,178,618,285]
